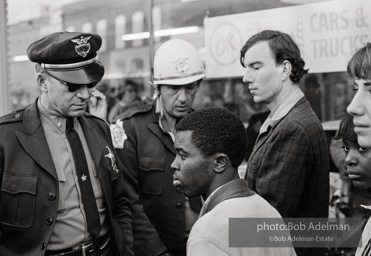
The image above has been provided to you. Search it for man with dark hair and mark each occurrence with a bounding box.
[240,30,329,255]
[112,39,204,256]
[0,31,133,256]
[172,108,295,256]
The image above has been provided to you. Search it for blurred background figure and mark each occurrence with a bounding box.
[244,108,269,161]
[95,82,117,120]
[108,79,141,123]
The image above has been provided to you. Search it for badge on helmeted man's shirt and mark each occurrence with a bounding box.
[110,120,127,149]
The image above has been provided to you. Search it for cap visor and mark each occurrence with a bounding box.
[154,73,205,85]
[48,61,104,84]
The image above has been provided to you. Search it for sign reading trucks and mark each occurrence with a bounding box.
[204,0,371,78]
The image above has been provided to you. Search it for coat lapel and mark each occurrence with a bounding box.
[15,101,57,179]
[249,126,274,161]
[147,123,176,155]
[78,116,103,169]
[78,116,115,211]
[249,98,307,161]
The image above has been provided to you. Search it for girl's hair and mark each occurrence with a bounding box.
[347,43,371,80]
[334,113,357,143]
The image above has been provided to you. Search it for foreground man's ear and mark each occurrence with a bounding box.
[214,153,228,173]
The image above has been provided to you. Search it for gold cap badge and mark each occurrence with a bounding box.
[71,36,91,58]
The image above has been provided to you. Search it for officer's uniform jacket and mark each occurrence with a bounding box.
[114,99,202,256]
[0,99,133,256]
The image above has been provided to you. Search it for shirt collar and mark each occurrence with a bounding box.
[199,179,255,217]
[155,96,176,141]
[37,98,67,134]
[199,185,223,217]
[260,87,304,134]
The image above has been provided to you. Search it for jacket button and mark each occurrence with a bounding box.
[48,193,56,200]
[176,187,181,193]
[41,243,46,250]
[176,202,182,209]
[14,113,20,118]
[46,218,53,225]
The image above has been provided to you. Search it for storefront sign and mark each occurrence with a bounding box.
[204,0,371,78]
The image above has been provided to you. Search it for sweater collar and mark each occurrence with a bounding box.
[200,179,255,217]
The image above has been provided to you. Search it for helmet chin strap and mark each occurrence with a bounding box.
[149,80,160,99]
[156,96,177,140]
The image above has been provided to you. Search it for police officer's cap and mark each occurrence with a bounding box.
[27,31,104,85]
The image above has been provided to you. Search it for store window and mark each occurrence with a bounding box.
[2,0,362,123]
[130,58,144,74]
[65,25,75,32]
[152,6,161,43]
[96,19,107,51]
[115,15,126,49]
[81,22,92,33]
[132,10,144,47]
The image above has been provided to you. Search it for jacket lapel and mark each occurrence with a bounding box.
[249,126,274,161]
[249,98,306,161]
[147,123,176,155]
[78,116,103,169]
[78,116,114,211]
[15,100,57,179]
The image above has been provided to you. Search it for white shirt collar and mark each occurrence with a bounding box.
[259,87,304,134]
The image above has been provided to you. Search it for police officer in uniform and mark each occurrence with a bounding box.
[111,39,204,256]
[0,32,133,256]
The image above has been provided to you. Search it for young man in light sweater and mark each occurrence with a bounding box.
[171,108,296,256]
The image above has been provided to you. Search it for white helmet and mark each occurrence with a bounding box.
[153,39,205,85]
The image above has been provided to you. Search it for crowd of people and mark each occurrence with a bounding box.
[0,28,370,256]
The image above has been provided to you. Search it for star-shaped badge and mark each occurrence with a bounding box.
[81,174,87,182]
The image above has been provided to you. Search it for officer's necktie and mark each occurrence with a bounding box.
[66,117,101,238]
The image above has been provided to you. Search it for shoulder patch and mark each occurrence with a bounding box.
[110,120,127,149]
[115,99,153,121]
[0,110,24,125]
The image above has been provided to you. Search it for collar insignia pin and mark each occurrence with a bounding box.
[71,36,91,58]
[105,146,119,174]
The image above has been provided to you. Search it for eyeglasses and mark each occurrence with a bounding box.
[45,71,98,92]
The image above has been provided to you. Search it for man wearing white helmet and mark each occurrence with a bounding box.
[112,39,204,256]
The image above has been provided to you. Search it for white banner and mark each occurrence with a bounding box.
[204,0,371,78]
